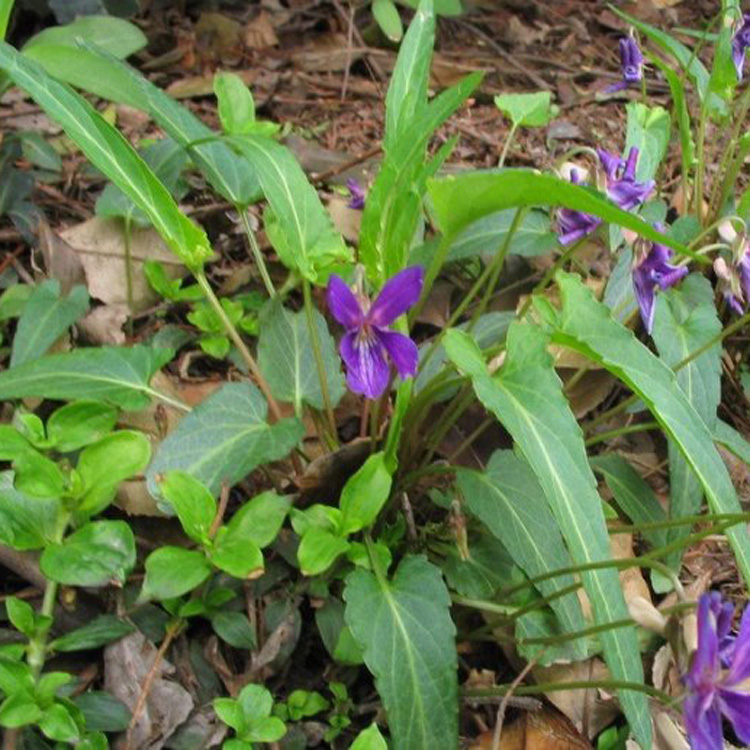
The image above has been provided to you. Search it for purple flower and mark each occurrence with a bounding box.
[605,35,643,93]
[683,592,750,749]
[732,14,750,80]
[597,146,654,211]
[556,169,602,245]
[327,267,423,398]
[715,223,750,313]
[346,179,366,210]
[631,233,688,333]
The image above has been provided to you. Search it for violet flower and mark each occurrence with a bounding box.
[605,35,643,93]
[715,221,750,313]
[556,169,602,245]
[732,14,750,80]
[631,233,688,333]
[683,592,750,750]
[346,179,366,210]
[597,146,655,211]
[327,266,423,398]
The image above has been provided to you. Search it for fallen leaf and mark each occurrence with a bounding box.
[59,217,184,312]
[195,12,243,67]
[36,217,86,294]
[563,369,615,418]
[105,631,193,749]
[244,10,279,49]
[291,33,363,73]
[327,196,361,244]
[166,69,257,99]
[77,304,128,346]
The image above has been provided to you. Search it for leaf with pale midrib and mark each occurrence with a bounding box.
[147,382,304,498]
[344,555,457,750]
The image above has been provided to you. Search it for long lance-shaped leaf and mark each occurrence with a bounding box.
[549,272,750,585]
[229,135,350,284]
[444,324,652,748]
[428,170,693,260]
[0,42,211,270]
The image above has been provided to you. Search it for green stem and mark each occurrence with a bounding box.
[411,233,455,326]
[239,208,276,298]
[463,680,670,704]
[695,100,708,222]
[302,279,337,441]
[195,272,282,421]
[498,122,518,169]
[584,420,658,447]
[123,216,135,336]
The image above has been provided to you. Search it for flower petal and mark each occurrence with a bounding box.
[597,149,622,180]
[374,329,418,379]
[682,693,722,750]
[340,330,390,398]
[632,265,657,334]
[718,688,750,744]
[686,595,720,691]
[367,267,424,327]
[327,275,364,329]
[726,602,750,684]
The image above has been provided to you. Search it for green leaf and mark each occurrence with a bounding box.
[147,382,303,498]
[624,102,670,184]
[17,131,62,171]
[141,546,212,600]
[23,16,146,59]
[339,452,393,535]
[715,419,750,466]
[0,345,173,410]
[157,471,216,544]
[297,527,350,576]
[223,491,290,549]
[0,471,59,550]
[0,692,41,728]
[41,520,136,587]
[13,449,65,499]
[228,135,350,283]
[39,702,81,743]
[456,451,586,660]
[398,0,462,14]
[75,430,151,515]
[50,615,134,652]
[350,723,388,750]
[444,324,650,747]
[315,598,364,665]
[440,209,557,262]
[0,655,34,695]
[373,0,403,42]
[0,42,212,269]
[73,692,131,732]
[361,71,481,281]
[46,401,118,453]
[211,611,256,649]
[286,690,329,721]
[494,91,558,128]
[652,275,721,576]
[6,596,35,638]
[550,272,750,588]
[214,71,256,134]
[428,170,690,258]
[213,698,243,732]
[257,300,345,412]
[589,454,667,550]
[344,555,457,750]
[210,532,264,579]
[384,0,433,147]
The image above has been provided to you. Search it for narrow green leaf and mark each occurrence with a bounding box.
[652,276,721,576]
[23,16,146,58]
[50,616,134,652]
[384,0,433,147]
[456,451,586,659]
[551,272,750,588]
[41,520,136,587]
[11,281,89,367]
[214,71,256,134]
[146,382,304,498]
[0,345,172,409]
[589,454,667,549]
[344,555,457,750]
[444,324,651,747]
[0,42,211,269]
[228,135,350,283]
[714,419,750,466]
[257,300,345,412]
[428,170,690,259]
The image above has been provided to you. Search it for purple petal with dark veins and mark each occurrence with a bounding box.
[597,149,623,180]
[374,328,418,379]
[557,208,601,246]
[367,266,424,327]
[340,330,390,398]
[687,595,720,691]
[327,275,364,330]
